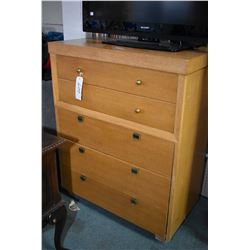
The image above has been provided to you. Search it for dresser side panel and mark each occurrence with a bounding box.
[166,68,208,240]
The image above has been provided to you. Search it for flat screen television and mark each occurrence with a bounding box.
[82,1,208,52]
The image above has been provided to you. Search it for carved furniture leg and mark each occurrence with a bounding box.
[50,205,69,250]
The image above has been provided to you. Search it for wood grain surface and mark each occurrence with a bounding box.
[48,39,208,74]
[56,106,175,177]
[59,142,171,210]
[58,78,176,132]
[56,55,178,102]
[61,167,168,238]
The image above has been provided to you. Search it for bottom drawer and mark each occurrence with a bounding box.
[61,166,167,237]
[59,142,170,210]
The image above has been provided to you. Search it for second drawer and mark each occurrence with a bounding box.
[58,79,176,132]
[59,142,171,210]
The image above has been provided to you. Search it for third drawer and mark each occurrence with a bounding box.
[56,107,175,177]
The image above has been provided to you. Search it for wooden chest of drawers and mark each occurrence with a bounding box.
[49,39,208,241]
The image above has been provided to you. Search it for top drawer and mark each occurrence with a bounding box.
[56,55,178,103]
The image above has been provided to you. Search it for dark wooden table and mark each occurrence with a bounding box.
[42,131,69,250]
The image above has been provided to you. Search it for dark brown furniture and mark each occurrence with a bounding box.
[42,131,68,250]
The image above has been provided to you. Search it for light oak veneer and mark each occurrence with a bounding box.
[58,78,176,132]
[57,55,178,102]
[49,39,208,241]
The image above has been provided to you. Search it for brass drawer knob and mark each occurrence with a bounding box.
[136,80,142,85]
[131,167,139,175]
[77,115,84,123]
[134,108,142,114]
[132,132,141,140]
[79,147,85,154]
[130,197,138,205]
[76,68,83,76]
[80,175,87,181]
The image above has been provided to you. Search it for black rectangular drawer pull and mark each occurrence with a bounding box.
[132,132,141,140]
[77,115,84,123]
[80,175,87,181]
[131,167,139,175]
[79,147,85,154]
[130,197,138,205]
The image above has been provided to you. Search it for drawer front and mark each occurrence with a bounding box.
[58,79,176,132]
[60,142,170,210]
[61,167,167,237]
[56,55,178,103]
[56,107,174,177]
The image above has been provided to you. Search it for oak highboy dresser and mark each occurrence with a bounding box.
[48,39,208,241]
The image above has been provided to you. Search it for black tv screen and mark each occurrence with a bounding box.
[82,1,208,44]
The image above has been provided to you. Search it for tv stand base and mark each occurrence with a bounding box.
[102,38,195,52]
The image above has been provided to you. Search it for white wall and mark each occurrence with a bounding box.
[62,1,86,40]
[42,1,63,33]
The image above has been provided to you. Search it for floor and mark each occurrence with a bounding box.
[42,80,56,133]
[42,195,208,250]
[42,80,208,250]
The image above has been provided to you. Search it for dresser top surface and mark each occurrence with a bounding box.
[49,39,208,74]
